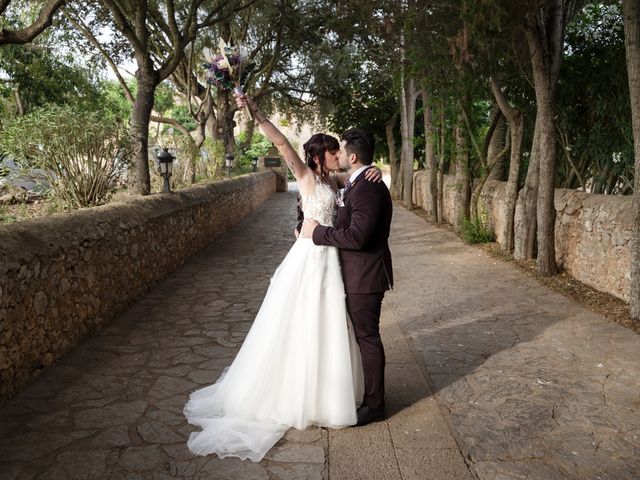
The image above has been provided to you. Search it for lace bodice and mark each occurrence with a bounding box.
[300,176,337,227]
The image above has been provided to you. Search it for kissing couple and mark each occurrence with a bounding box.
[183,93,393,462]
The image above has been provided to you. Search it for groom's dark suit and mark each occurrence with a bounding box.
[312,167,393,411]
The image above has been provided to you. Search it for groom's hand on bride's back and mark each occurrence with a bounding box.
[301,219,319,238]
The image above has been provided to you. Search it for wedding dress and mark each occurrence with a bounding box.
[183,175,364,462]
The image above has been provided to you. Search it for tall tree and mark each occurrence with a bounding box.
[399,0,417,209]
[452,108,470,230]
[524,0,578,275]
[421,83,438,221]
[399,71,416,208]
[464,103,505,221]
[80,0,249,195]
[490,77,524,252]
[623,0,640,320]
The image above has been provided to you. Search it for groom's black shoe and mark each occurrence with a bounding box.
[356,405,386,426]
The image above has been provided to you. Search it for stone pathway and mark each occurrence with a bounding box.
[0,188,329,480]
[1,185,638,480]
[328,303,472,480]
[387,206,640,480]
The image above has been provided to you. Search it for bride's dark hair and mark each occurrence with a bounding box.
[303,133,339,181]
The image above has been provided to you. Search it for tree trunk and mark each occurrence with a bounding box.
[453,110,470,231]
[504,114,523,252]
[386,114,402,200]
[623,0,640,319]
[514,1,573,266]
[488,114,508,181]
[14,85,25,115]
[534,104,558,277]
[192,121,208,183]
[490,77,524,252]
[470,176,486,221]
[514,113,541,261]
[527,10,563,276]
[213,91,236,154]
[0,0,66,45]
[182,136,198,186]
[469,106,502,221]
[438,102,445,223]
[421,84,438,221]
[400,77,416,209]
[130,69,158,195]
[206,108,217,141]
[243,118,255,150]
[195,97,212,154]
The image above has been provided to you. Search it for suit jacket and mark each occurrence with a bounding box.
[313,168,393,294]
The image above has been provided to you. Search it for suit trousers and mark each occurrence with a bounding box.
[346,292,386,411]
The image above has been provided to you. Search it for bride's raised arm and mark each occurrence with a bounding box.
[234,94,310,184]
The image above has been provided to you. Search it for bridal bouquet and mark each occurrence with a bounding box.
[202,39,253,94]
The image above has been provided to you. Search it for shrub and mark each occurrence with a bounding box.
[461,217,495,244]
[235,131,273,172]
[0,105,130,208]
[201,138,226,179]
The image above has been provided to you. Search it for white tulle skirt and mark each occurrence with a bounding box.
[183,237,364,462]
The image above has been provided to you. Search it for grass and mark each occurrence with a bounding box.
[461,217,495,244]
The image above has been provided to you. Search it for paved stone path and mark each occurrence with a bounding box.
[1,187,332,480]
[1,185,639,480]
[387,206,640,480]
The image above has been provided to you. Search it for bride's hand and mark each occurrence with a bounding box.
[365,166,383,183]
[234,92,249,109]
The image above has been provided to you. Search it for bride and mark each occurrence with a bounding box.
[183,93,381,462]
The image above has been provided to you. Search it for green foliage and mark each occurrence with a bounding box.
[0,43,101,116]
[556,3,633,194]
[0,105,131,208]
[0,0,634,200]
[0,204,18,224]
[309,30,399,161]
[202,138,226,179]
[154,82,175,115]
[97,80,132,124]
[461,217,494,244]
[166,105,196,132]
[235,131,273,170]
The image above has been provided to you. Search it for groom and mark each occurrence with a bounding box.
[302,129,393,426]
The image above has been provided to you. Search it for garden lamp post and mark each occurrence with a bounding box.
[251,156,258,172]
[157,147,175,193]
[225,153,234,178]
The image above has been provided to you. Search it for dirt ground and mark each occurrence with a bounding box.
[410,207,640,336]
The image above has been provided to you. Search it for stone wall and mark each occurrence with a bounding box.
[552,190,632,301]
[0,172,276,398]
[412,171,632,301]
[413,171,459,227]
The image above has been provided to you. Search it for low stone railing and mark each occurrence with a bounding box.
[413,171,632,302]
[0,171,276,398]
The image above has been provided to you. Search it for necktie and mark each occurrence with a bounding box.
[344,180,352,192]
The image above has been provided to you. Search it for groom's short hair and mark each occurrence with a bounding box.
[342,129,375,165]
